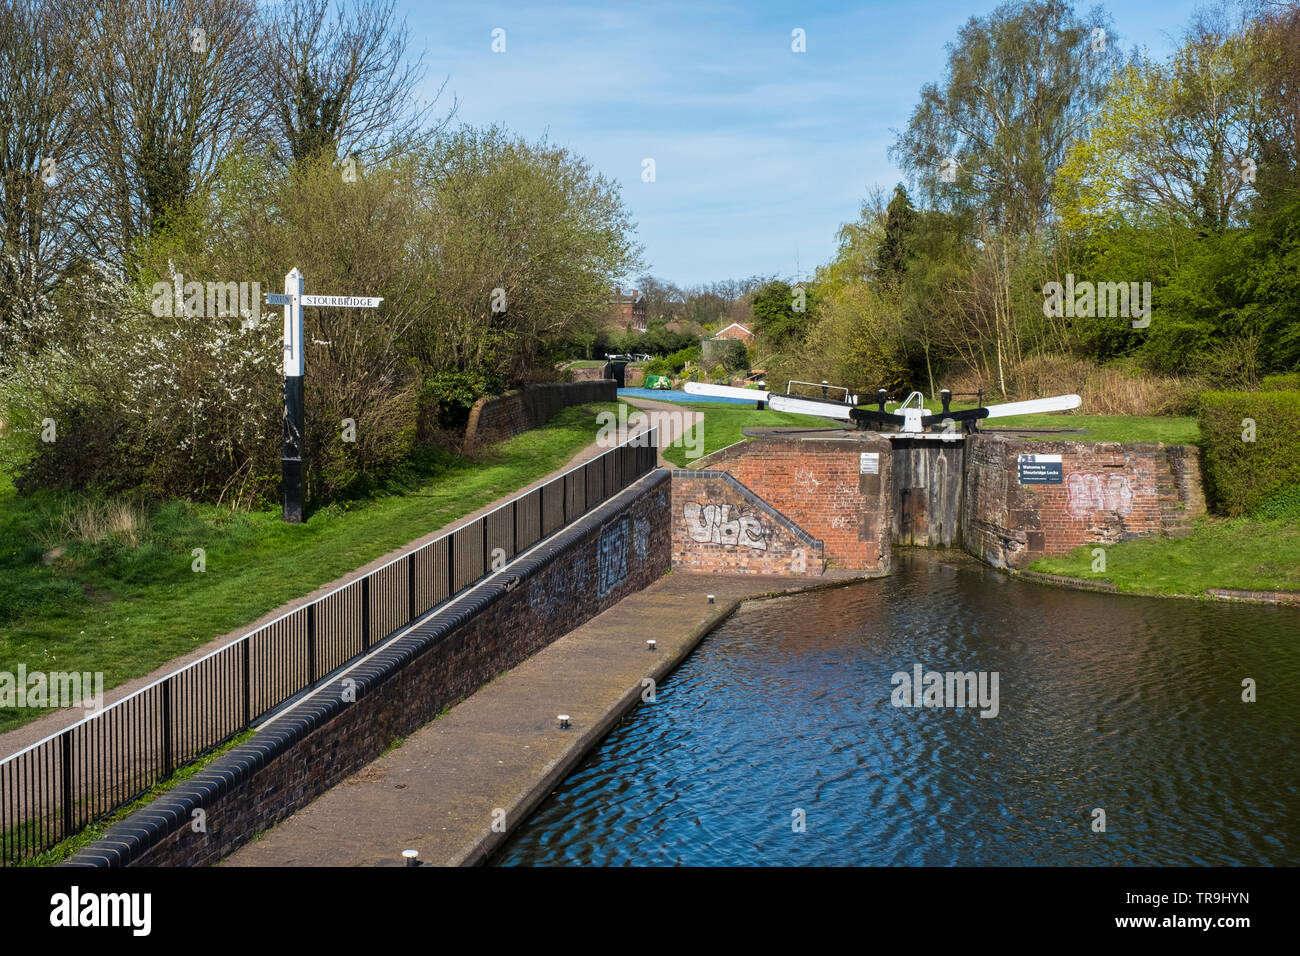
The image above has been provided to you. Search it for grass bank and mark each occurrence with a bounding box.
[658,401,833,467]
[1029,515,1300,596]
[896,398,1199,444]
[0,402,624,734]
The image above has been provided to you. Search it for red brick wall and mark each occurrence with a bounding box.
[671,470,825,574]
[695,436,892,572]
[963,434,1206,569]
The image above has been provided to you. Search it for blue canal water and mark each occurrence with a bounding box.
[493,552,1300,866]
[617,387,758,405]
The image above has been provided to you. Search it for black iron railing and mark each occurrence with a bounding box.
[0,428,658,865]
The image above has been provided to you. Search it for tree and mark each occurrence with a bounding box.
[0,0,89,360]
[875,185,918,280]
[1056,17,1264,232]
[262,0,453,168]
[891,0,1121,237]
[751,280,811,347]
[72,0,267,268]
[406,127,642,417]
[634,275,684,324]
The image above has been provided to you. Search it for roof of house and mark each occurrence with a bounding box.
[713,323,752,336]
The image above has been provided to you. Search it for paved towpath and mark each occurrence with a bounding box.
[224,569,870,867]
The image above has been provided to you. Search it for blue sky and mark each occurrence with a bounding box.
[407,1,1211,287]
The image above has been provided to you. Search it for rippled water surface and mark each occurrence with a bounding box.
[493,553,1300,866]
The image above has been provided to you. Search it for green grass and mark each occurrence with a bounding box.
[1029,515,1300,597]
[891,398,1198,444]
[657,401,834,467]
[0,402,625,734]
[8,728,257,866]
[980,413,1198,444]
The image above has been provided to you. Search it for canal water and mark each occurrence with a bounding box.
[493,552,1299,866]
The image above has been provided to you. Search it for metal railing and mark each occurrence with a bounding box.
[0,428,658,865]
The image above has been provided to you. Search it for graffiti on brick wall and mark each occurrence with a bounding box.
[531,553,589,617]
[684,502,770,550]
[598,517,630,596]
[793,468,820,495]
[1065,473,1135,519]
[632,515,650,563]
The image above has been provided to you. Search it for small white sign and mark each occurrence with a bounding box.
[860,452,879,475]
[301,294,383,308]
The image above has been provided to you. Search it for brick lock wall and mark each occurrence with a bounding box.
[66,472,670,868]
[671,470,825,574]
[963,435,1206,570]
[696,436,893,572]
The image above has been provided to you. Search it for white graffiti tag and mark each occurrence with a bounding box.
[793,468,820,495]
[1065,473,1135,519]
[684,502,769,550]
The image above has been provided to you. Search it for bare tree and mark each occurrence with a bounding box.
[0,0,92,356]
[261,0,454,168]
[72,0,268,268]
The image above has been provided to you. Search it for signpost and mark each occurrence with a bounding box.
[272,269,383,523]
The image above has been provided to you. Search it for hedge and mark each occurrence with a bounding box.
[1262,372,1300,391]
[1198,390,1300,516]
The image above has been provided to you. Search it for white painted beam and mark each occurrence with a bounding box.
[982,394,1081,418]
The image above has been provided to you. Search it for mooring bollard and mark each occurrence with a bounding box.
[647,639,657,651]
[708,594,715,604]
[402,849,419,867]
[557,714,571,729]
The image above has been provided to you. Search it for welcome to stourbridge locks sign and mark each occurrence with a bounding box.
[267,268,384,523]
[1017,453,1064,484]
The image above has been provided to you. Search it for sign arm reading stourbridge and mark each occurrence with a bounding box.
[268,268,383,523]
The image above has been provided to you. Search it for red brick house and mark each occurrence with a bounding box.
[609,287,648,333]
[712,322,753,343]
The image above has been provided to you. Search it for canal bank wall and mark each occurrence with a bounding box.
[963,435,1206,569]
[673,430,1206,574]
[65,470,670,867]
[677,434,894,573]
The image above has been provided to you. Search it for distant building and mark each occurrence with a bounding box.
[712,322,753,343]
[609,287,648,333]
